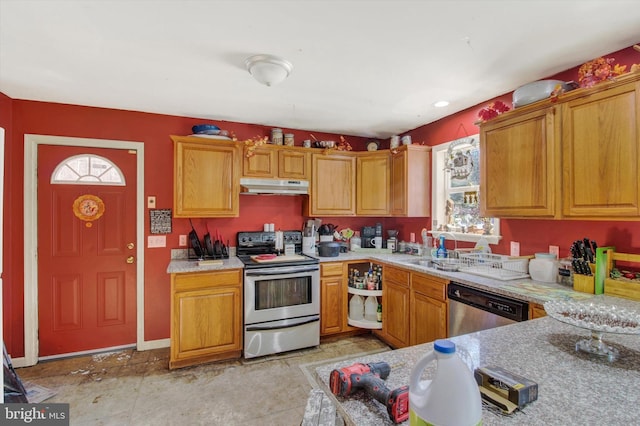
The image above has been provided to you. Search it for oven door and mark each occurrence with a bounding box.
[244,265,320,325]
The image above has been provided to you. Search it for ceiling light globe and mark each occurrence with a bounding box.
[245,54,293,87]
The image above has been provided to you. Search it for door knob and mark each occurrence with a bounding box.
[126,256,135,264]
[127,242,135,249]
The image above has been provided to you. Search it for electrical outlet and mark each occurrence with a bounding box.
[549,245,560,257]
[510,241,520,257]
[147,235,166,248]
[147,196,156,209]
[179,235,187,247]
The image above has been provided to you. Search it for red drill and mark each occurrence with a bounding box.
[329,362,409,424]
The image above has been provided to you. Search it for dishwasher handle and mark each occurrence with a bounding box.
[448,282,528,322]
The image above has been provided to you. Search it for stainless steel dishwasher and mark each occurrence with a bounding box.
[447,282,528,337]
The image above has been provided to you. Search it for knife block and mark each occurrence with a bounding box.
[573,263,595,294]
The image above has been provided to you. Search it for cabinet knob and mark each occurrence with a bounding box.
[126,256,135,264]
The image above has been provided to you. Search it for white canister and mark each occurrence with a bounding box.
[390,135,400,149]
[302,236,315,255]
[529,253,559,283]
[271,128,283,145]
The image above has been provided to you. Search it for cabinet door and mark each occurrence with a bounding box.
[383,281,410,348]
[308,153,356,216]
[243,147,276,178]
[279,150,311,180]
[529,303,547,319]
[562,81,640,217]
[480,108,560,217]
[410,292,447,345]
[321,276,343,335]
[173,137,240,217]
[357,153,390,216]
[170,270,242,369]
[390,146,431,217]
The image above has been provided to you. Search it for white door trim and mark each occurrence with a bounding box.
[21,134,146,366]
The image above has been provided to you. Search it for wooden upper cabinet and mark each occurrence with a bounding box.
[561,80,640,218]
[357,152,391,216]
[242,145,311,180]
[390,145,431,217]
[307,152,356,216]
[279,149,311,180]
[172,136,240,217]
[480,107,560,218]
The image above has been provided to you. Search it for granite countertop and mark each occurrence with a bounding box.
[312,295,640,425]
[166,250,595,306]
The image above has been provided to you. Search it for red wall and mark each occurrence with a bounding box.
[3,43,640,356]
[3,100,374,356]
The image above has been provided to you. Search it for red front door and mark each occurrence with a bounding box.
[37,145,137,356]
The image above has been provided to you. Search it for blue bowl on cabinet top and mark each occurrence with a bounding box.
[192,124,220,135]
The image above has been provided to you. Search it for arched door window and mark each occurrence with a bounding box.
[51,154,125,185]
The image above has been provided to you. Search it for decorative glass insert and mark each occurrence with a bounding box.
[51,154,125,185]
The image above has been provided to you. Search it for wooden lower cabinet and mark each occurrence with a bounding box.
[410,273,447,345]
[320,262,347,336]
[378,266,410,348]
[529,302,547,319]
[170,269,242,369]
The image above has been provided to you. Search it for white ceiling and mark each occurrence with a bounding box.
[1,1,640,139]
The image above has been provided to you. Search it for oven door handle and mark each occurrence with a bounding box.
[245,315,320,331]
[245,266,319,276]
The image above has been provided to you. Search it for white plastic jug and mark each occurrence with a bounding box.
[364,295,378,322]
[348,295,364,321]
[409,340,482,426]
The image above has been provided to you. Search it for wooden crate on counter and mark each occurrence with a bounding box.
[604,249,640,301]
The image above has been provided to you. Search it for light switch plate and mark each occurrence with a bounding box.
[549,245,560,257]
[148,235,166,248]
[510,241,520,257]
[179,235,187,247]
[147,196,156,209]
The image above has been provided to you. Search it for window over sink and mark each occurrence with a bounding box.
[431,134,501,244]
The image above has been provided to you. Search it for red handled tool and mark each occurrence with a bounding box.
[329,362,409,423]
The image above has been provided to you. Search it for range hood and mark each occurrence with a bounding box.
[240,178,309,195]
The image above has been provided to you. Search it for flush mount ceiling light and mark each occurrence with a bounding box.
[434,100,450,108]
[245,54,293,87]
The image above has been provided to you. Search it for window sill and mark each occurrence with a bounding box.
[428,231,502,245]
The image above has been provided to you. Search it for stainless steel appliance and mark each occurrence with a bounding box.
[447,282,528,337]
[237,231,320,358]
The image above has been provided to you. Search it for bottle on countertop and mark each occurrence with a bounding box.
[409,340,482,426]
[436,235,448,258]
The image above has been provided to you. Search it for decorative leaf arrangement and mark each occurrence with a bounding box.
[578,57,627,88]
[477,100,511,122]
[243,136,269,158]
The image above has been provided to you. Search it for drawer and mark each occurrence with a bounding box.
[411,273,446,301]
[173,269,242,292]
[321,262,344,277]
[383,266,409,287]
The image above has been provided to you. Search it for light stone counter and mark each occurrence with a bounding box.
[166,257,244,273]
[166,251,594,305]
[313,295,640,425]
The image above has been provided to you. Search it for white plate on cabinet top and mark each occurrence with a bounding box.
[189,134,231,140]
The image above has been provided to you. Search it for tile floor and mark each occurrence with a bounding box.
[15,334,390,425]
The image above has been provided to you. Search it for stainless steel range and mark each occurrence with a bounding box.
[237,230,320,358]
